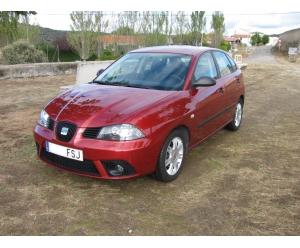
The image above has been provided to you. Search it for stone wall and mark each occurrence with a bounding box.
[0,60,115,83]
[0,62,77,80]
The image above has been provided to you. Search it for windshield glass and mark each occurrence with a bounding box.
[94,52,192,91]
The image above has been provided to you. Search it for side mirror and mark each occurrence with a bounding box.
[96,69,105,77]
[238,63,247,70]
[192,77,216,87]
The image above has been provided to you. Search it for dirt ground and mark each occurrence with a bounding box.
[0,52,299,235]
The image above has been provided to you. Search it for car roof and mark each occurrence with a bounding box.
[129,45,218,56]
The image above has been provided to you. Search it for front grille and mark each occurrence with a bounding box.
[56,121,77,142]
[82,127,101,139]
[41,148,100,176]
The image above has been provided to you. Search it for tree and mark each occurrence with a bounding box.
[140,11,168,46]
[174,12,188,44]
[0,11,36,46]
[138,11,151,35]
[261,34,269,45]
[17,15,41,44]
[211,11,225,48]
[190,11,206,46]
[94,11,109,57]
[67,11,98,61]
[120,11,138,34]
[250,32,262,46]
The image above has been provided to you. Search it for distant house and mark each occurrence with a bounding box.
[224,28,252,47]
[99,34,145,51]
[224,36,239,42]
[232,34,251,46]
[228,28,252,46]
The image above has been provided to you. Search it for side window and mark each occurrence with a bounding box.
[193,52,218,83]
[226,54,238,72]
[213,51,232,77]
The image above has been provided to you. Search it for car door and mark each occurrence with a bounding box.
[189,51,229,143]
[212,51,239,122]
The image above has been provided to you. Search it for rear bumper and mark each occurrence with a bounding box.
[34,124,161,179]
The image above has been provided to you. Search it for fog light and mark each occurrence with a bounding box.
[109,164,125,176]
[102,160,135,177]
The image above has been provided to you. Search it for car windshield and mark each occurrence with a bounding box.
[94,52,192,91]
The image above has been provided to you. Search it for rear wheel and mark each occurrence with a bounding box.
[154,129,188,182]
[226,99,243,131]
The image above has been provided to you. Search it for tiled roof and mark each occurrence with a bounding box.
[99,34,144,44]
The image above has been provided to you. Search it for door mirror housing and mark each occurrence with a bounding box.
[96,69,105,77]
[192,77,216,87]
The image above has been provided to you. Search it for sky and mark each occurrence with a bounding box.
[30,11,300,35]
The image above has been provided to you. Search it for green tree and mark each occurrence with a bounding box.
[190,11,206,46]
[261,34,269,45]
[0,11,36,46]
[67,11,98,61]
[211,11,225,48]
[250,32,262,46]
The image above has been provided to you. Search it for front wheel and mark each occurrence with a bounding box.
[226,100,244,131]
[154,129,189,182]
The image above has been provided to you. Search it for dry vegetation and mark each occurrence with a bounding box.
[0,59,299,235]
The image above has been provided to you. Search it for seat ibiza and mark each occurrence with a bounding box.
[34,46,245,182]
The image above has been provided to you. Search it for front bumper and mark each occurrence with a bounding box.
[34,124,161,179]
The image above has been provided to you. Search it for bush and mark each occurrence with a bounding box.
[99,49,119,61]
[219,40,231,51]
[2,40,47,64]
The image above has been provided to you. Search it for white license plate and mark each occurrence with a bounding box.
[45,141,83,161]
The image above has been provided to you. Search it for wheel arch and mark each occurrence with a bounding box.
[239,95,245,105]
[169,124,190,145]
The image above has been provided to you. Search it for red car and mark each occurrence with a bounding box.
[34,46,245,182]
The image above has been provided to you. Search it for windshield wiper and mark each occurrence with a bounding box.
[93,80,152,89]
[124,84,153,89]
[93,80,128,86]
[92,80,111,85]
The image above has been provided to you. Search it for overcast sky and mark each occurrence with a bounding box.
[30,11,300,35]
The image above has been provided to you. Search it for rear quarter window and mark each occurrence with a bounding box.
[226,53,238,72]
[213,51,232,77]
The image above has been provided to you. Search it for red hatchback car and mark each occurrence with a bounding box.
[34,46,245,182]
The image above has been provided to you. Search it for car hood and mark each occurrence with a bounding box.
[45,83,178,127]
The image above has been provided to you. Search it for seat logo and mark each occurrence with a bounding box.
[61,127,69,136]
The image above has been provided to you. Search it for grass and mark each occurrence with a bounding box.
[0,62,299,235]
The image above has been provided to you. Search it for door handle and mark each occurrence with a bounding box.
[235,76,240,83]
[217,87,225,94]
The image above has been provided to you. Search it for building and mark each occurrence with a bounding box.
[99,34,144,50]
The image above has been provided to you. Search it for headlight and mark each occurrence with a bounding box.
[97,124,145,141]
[38,110,50,128]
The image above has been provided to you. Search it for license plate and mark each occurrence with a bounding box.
[45,141,83,161]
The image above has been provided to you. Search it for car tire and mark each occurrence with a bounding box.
[154,129,189,182]
[226,99,244,131]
